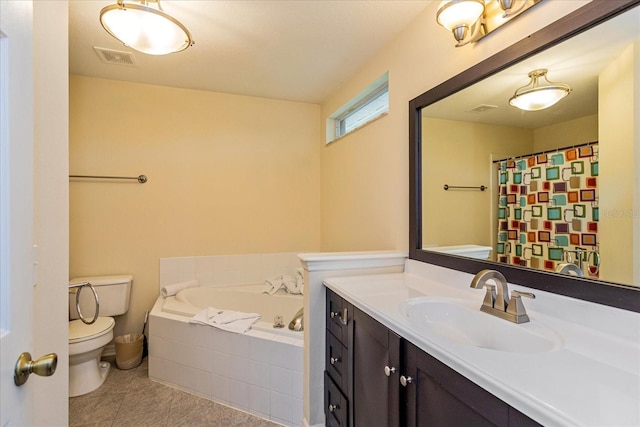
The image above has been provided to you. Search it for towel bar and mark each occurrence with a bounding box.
[69,174,148,183]
[443,184,486,191]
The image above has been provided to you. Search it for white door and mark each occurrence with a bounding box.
[0,2,40,425]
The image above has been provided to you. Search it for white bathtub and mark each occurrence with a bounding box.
[149,284,304,426]
[162,284,303,336]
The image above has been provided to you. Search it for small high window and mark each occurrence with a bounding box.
[327,73,389,143]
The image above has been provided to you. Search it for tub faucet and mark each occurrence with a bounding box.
[288,308,303,331]
[470,269,535,324]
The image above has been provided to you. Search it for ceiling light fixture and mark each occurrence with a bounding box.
[509,69,572,111]
[100,0,194,56]
[436,0,542,47]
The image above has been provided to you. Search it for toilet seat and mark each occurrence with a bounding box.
[69,317,115,343]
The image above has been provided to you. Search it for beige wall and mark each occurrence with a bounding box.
[421,118,532,248]
[319,0,590,252]
[533,114,598,152]
[69,76,321,337]
[598,42,639,285]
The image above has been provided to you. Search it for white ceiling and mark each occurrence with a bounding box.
[69,0,429,104]
[422,6,640,129]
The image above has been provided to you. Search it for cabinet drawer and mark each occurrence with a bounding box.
[326,330,349,391]
[326,289,352,344]
[325,371,349,427]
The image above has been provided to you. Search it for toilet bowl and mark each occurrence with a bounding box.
[68,317,115,397]
[68,275,132,397]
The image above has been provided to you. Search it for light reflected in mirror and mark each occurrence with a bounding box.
[420,6,639,287]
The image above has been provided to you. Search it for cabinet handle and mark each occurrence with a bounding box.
[328,403,340,413]
[330,356,341,365]
[384,365,396,377]
[330,308,348,326]
[400,375,413,386]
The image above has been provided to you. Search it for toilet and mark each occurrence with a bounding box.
[68,275,132,397]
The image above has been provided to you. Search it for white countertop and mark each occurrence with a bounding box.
[323,260,640,427]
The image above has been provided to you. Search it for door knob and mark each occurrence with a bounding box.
[14,352,57,386]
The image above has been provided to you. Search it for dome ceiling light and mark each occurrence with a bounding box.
[100,0,194,56]
[509,69,572,111]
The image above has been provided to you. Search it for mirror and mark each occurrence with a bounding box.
[410,0,640,312]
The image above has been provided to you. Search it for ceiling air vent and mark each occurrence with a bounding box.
[466,104,499,113]
[93,47,136,67]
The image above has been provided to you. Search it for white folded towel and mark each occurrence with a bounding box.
[284,275,302,295]
[262,274,302,295]
[161,279,199,297]
[295,267,304,294]
[189,307,260,333]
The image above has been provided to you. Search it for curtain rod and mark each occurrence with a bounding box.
[69,174,148,183]
[492,141,598,164]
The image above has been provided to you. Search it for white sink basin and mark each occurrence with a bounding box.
[400,297,562,353]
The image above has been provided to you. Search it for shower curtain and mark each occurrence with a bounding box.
[496,143,599,277]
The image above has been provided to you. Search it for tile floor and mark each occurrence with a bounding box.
[69,358,283,427]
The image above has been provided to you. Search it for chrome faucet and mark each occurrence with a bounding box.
[470,269,535,324]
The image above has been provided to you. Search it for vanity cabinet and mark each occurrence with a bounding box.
[325,290,400,427]
[403,341,540,427]
[325,289,353,427]
[325,288,541,427]
[352,306,401,427]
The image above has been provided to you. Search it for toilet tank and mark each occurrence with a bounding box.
[69,275,133,320]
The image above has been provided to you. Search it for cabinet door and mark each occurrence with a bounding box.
[404,341,509,427]
[353,308,400,427]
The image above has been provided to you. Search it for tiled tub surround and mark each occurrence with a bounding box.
[159,252,304,289]
[150,252,305,427]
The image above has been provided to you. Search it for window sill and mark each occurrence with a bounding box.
[325,111,389,146]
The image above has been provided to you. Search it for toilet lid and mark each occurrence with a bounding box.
[69,317,115,343]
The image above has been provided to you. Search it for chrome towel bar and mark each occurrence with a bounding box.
[443,184,486,191]
[69,174,148,183]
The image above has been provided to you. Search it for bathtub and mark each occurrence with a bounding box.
[162,284,303,335]
[149,284,304,426]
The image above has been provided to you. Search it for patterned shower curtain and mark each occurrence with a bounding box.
[496,143,599,277]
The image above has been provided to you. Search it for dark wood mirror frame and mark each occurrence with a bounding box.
[409,0,640,312]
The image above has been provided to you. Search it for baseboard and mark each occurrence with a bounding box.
[303,418,325,427]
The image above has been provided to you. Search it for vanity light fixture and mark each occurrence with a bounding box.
[509,69,571,111]
[436,0,542,47]
[99,0,194,55]
[436,0,485,46]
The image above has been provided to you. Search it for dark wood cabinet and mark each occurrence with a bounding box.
[325,289,353,427]
[352,307,401,427]
[325,371,349,427]
[325,288,541,427]
[404,339,506,426]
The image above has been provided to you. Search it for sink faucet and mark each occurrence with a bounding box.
[470,269,535,324]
